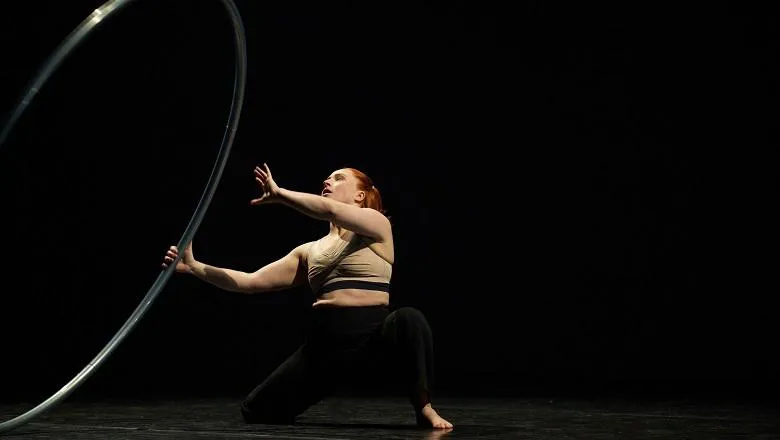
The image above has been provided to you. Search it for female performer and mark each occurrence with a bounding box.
[163,164,452,429]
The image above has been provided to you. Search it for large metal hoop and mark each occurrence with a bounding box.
[0,0,247,433]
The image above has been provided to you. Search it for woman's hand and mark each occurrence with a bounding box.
[250,163,281,206]
[162,241,196,273]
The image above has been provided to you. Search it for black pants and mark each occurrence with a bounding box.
[241,306,435,424]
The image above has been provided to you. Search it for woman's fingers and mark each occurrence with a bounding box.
[250,163,273,206]
[164,247,178,266]
[162,244,183,269]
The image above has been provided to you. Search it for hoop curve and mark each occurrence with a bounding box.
[0,0,247,433]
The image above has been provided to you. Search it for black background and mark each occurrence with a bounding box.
[0,1,777,404]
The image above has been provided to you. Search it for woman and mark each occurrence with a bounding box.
[162,163,452,429]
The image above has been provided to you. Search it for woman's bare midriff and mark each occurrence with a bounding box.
[318,288,390,307]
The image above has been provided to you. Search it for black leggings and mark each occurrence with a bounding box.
[241,306,435,424]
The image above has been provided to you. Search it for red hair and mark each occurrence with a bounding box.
[346,168,386,216]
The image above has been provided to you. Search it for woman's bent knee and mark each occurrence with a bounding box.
[393,307,427,323]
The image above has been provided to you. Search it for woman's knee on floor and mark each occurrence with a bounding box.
[240,346,327,424]
[241,379,328,425]
[241,399,295,425]
[241,379,296,424]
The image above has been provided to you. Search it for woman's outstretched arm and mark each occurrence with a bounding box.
[250,163,391,242]
[163,241,310,294]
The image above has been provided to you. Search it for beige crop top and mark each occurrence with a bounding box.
[306,232,392,295]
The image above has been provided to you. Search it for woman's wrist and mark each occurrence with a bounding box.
[275,187,290,204]
[188,260,205,276]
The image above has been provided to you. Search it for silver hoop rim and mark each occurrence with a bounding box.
[0,0,247,433]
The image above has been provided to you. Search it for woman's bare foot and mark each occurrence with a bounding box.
[416,403,453,429]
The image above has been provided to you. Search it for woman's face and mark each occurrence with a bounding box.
[322,169,364,205]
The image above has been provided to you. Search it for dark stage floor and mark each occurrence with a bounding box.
[1,394,778,439]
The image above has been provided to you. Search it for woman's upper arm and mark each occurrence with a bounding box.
[329,205,392,242]
[245,242,310,293]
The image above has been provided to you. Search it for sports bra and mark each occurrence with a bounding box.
[306,232,392,296]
